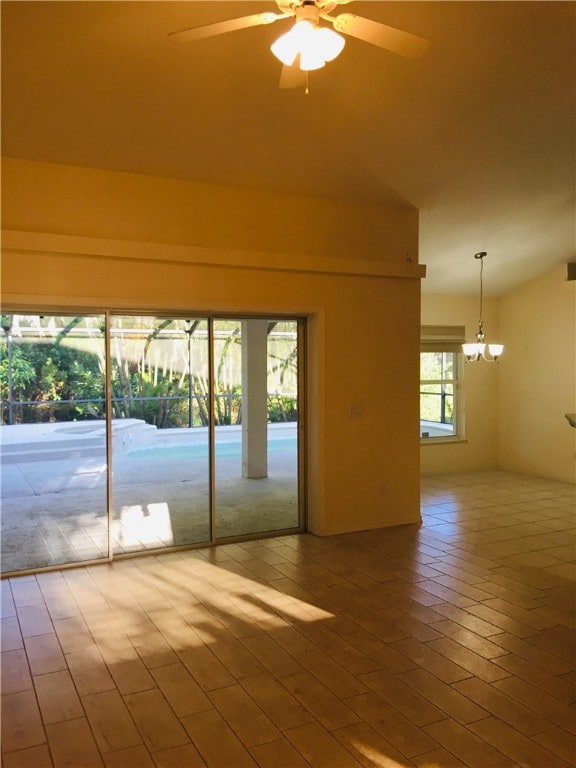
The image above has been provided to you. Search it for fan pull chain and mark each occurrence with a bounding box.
[305,71,309,96]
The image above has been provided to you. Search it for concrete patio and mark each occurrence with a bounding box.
[1,421,299,574]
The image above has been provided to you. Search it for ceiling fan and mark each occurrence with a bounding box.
[169,0,430,88]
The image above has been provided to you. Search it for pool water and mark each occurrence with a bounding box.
[128,437,296,460]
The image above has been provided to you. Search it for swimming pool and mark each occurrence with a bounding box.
[128,436,297,460]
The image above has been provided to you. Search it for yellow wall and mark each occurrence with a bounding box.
[1,158,424,535]
[422,267,576,484]
[1,158,418,263]
[499,264,576,483]
[420,294,500,474]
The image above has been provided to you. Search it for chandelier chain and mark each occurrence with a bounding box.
[479,254,484,326]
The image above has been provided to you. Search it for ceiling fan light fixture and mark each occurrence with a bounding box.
[271,19,345,70]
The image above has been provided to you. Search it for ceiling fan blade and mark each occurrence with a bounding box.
[169,12,287,43]
[332,13,430,58]
[279,62,306,89]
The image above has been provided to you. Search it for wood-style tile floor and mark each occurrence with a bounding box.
[1,470,575,767]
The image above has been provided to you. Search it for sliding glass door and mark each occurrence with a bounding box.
[214,318,300,539]
[0,313,107,571]
[1,311,303,574]
[109,317,211,554]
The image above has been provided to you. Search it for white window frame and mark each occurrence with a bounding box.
[420,326,465,443]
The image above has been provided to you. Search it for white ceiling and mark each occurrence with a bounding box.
[2,1,575,294]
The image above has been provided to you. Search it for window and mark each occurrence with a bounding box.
[420,326,465,441]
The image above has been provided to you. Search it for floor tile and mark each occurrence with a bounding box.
[34,670,84,725]
[428,620,507,660]
[181,708,257,767]
[284,722,365,768]
[249,737,312,768]
[151,743,206,768]
[345,691,439,758]
[82,689,142,753]
[24,634,66,676]
[359,668,447,726]
[468,716,572,767]
[1,471,575,768]
[0,690,46,753]
[389,637,471,684]
[127,629,180,669]
[425,637,509,683]
[208,684,281,747]
[332,720,419,767]
[52,615,94,653]
[150,662,211,717]
[1,617,23,651]
[16,605,53,638]
[11,579,44,609]
[281,671,360,730]
[178,643,236,692]
[453,676,554,736]
[240,672,315,731]
[65,644,116,696]
[412,747,465,767]
[41,588,81,622]
[1,649,33,694]
[464,603,544,639]
[103,744,155,767]
[488,630,575,675]
[208,634,265,679]
[428,604,501,638]
[344,629,417,673]
[491,676,576,734]
[99,644,156,695]
[399,668,488,724]
[534,726,576,765]
[46,717,103,768]
[240,632,305,678]
[493,653,575,703]
[123,688,189,753]
[1,744,53,768]
[293,648,369,698]
[423,718,516,767]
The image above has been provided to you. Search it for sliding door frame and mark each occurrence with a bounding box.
[0,307,306,577]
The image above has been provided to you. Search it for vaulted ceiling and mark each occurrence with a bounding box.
[2,1,574,294]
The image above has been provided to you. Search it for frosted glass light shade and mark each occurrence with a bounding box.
[271,20,345,70]
[271,20,311,66]
[316,27,345,62]
[299,47,326,71]
[488,344,504,358]
[462,342,484,357]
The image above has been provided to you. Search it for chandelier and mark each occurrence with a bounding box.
[462,252,504,362]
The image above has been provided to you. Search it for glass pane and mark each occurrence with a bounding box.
[110,316,211,553]
[420,351,454,379]
[420,351,457,438]
[1,313,107,572]
[214,318,300,539]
